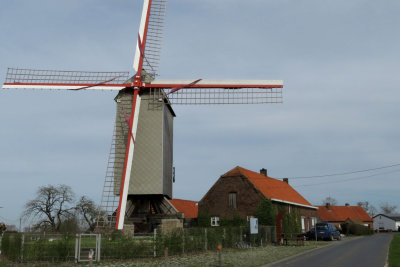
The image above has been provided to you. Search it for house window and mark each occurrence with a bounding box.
[211,216,220,227]
[229,192,237,209]
[301,216,305,232]
[311,217,316,227]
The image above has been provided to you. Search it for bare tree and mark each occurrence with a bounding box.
[357,201,377,217]
[75,196,98,231]
[23,185,75,232]
[380,202,398,215]
[0,222,6,235]
[321,196,338,206]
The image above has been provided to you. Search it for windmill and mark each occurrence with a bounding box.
[2,0,283,231]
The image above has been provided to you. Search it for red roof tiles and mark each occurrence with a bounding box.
[170,199,198,218]
[223,166,314,208]
[317,205,372,222]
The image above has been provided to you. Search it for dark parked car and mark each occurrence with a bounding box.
[304,222,341,241]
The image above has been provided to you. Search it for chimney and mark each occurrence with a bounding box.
[326,202,331,210]
[260,168,267,176]
[283,178,289,184]
[345,203,350,207]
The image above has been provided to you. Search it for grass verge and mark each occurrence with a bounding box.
[389,233,400,267]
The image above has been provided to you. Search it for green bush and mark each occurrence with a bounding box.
[278,206,301,236]
[101,236,154,259]
[23,236,75,261]
[197,210,211,227]
[220,214,247,227]
[1,233,75,262]
[1,233,22,261]
[340,223,374,235]
[256,198,276,226]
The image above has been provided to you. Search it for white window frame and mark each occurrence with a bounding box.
[311,217,316,227]
[211,216,220,227]
[301,216,305,232]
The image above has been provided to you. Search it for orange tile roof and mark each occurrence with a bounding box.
[223,166,314,208]
[317,205,372,222]
[170,199,198,218]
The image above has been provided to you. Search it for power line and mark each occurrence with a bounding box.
[286,163,400,179]
[295,168,400,188]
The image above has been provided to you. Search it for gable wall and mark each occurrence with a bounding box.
[198,175,264,219]
[373,215,396,231]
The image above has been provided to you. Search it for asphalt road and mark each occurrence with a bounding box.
[266,233,393,267]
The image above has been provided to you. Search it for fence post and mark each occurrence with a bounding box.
[97,234,101,262]
[182,228,185,254]
[75,234,79,263]
[223,228,226,246]
[218,244,222,267]
[204,228,207,251]
[154,228,157,257]
[20,234,24,262]
[164,247,168,267]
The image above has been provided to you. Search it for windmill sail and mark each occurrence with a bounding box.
[145,79,283,104]
[133,0,168,77]
[2,68,130,90]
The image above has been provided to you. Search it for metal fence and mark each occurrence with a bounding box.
[1,226,276,263]
[1,232,76,262]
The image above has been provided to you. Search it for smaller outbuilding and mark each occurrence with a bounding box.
[317,203,373,229]
[373,214,400,232]
[170,199,198,227]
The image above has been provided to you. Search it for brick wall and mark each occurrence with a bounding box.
[199,175,264,219]
[199,174,318,231]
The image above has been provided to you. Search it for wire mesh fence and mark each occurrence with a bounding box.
[1,232,76,262]
[1,226,276,263]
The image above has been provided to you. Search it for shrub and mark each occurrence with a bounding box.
[340,223,374,235]
[1,233,22,261]
[255,198,276,226]
[220,214,247,227]
[197,210,211,227]
[279,206,301,236]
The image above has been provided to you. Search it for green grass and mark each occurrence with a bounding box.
[389,233,400,267]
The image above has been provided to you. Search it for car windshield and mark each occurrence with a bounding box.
[316,224,328,230]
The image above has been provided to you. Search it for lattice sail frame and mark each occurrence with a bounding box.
[141,0,168,77]
[3,68,130,90]
[149,87,282,104]
[3,68,283,105]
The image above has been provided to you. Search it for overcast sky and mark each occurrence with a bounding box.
[1,0,400,226]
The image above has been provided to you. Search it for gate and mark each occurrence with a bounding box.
[75,234,101,263]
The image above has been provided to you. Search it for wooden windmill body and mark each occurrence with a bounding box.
[2,0,283,231]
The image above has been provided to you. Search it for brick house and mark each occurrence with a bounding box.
[317,203,373,229]
[198,166,318,232]
[170,199,198,227]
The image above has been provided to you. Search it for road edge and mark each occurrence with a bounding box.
[262,236,364,267]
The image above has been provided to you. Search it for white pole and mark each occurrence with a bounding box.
[154,229,157,257]
[315,219,317,243]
